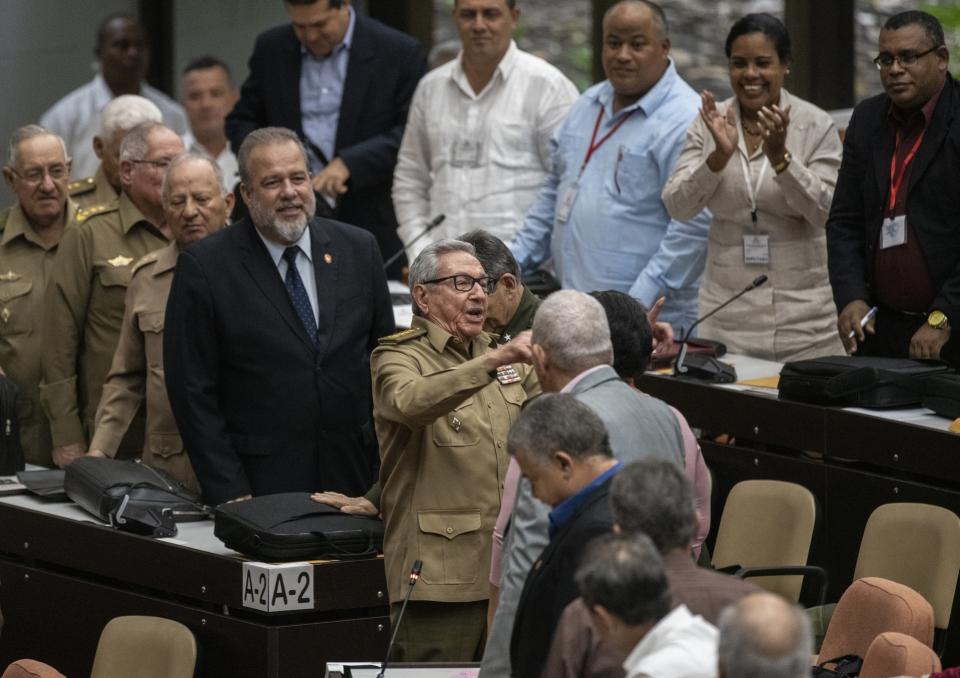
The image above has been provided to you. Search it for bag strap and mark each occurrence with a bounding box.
[815,654,863,677]
[825,366,927,398]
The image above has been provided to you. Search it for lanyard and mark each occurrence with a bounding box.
[579,106,635,176]
[888,128,925,213]
[738,151,769,226]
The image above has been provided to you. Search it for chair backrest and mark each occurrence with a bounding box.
[89,615,197,678]
[855,502,960,630]
[818,577,934,664]
[1,660,66,678]
[860,631,942,678]
[711,479,816,601]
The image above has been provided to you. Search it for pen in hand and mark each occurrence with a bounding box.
[848,306,878,339]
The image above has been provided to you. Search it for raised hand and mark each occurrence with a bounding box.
[758,104,792,166]
[701,90,739,172]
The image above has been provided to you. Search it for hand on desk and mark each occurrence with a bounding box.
[52,442,86,468]
[311,491,378,516]
[910,323,950,360]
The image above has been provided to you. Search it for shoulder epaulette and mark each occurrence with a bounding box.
[76,203,117,223]
[68,176,96,196]
[378,326,426,345]
[131,251,160,276]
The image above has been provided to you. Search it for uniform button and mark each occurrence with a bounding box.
[496,440,503,448]
[445,526,454,534]
[471,377,477,384]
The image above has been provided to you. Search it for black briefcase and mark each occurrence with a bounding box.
[922,373,960,419]
[0,375,23,475]
[64,457,207,537]
[779,356,953,408]
[214,492,383,561]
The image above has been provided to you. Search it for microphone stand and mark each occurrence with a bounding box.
[383,215,446,272]
[376,560,423,678]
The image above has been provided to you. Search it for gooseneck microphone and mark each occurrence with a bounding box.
[376,560,423,678]
[674,275,768,377]
[382,215,446,272]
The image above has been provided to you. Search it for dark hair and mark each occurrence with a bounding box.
[96,13,143,54]
[883,10,945,48]
[604,1,669,39]
[611,459,696,551]
[285,0,344,7]
[454,0,517,8]
[459,230,520,280]
[589,291,653,380]
[508,394,612,463]
[576,534,672,626]
[724,13,792,63]
[183,55,233,82]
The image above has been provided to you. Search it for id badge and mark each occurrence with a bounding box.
[880,215,907,249]
[743,234,770,265]
[556,183,579,224]
[451,138,482,167]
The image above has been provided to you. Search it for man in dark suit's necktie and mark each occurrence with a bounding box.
[283,246,317,343]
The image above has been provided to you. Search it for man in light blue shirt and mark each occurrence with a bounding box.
[510,0,710,333]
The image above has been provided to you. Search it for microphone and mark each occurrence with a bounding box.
[382,215,446,272]
[673,275,768,379]
[376,560,423,678]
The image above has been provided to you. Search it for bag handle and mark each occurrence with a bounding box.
[825,366,927,399]
[310,529,378,560]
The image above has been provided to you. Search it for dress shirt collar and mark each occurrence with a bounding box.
[888,75,946,128]
[560,364,609,394]
[592,58,679,120]
[548,461,622,538]
[300,5,356,60]
[451,40,519,98]
[256,223,314,268]
[91,72,145,102]
[623,605,696,670]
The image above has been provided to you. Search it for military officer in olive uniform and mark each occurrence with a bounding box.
[88,152,233,492]
[41,122,182,468]
[0,126,77,466]
[371,239,538,662]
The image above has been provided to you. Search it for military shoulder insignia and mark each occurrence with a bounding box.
[0,271,21,282]
[496,365,522,385]
[131,251,160,276]
[76,203,116,223]
[68,176,96,196]
[378,326,426,345]
[107,255,134,267]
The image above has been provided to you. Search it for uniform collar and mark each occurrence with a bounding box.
[118,192,150,234]
[153,241,181,275]
[413,315,492,355]
[1,200,74,250]
[593,58,679,119]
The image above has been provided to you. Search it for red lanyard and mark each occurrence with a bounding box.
[580,107,635,175]
[888,128,925,213]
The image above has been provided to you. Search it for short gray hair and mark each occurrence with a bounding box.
[575,533,672,626]
[532,290,613,373]
[408,239,477,317]
[161,151,227,206]
[611,459,695,551]
[459,230,520,280]
[99,94,163,139]
[120,122,171,162]
[237,126,309,185]
[718,594,813,678]
[7,125,67,168]
[507,393,612,463]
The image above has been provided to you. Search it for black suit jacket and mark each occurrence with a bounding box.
[163,217,395,505]
[509,476,616,678]
[225,14,426,274]
[827,74,960,324]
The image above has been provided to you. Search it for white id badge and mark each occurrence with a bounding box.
[451,138,482,167]
[880,215,907,249]
[743,234,770,265]
[556,183,579,223]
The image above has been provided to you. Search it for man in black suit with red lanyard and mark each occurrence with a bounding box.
[164,127,394,505]
[828,10,960,366]
[226,0,426,278]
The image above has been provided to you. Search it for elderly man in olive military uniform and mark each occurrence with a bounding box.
[87,152,233,491]
[41,121,181,468]
[0,126,78,467]
[68,95,163,215]
[371,239,538,662]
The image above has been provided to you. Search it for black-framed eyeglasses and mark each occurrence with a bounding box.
[873,45,942,70]
[423,274,496,293]
[8,164,69,185]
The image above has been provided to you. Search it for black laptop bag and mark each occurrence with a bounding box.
[214,492,384,561]
[0,375,23,475]
[922,373,960,419]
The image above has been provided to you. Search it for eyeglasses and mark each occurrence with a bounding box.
[423,274,496,293]
[873,45,941,70]
[9,164,69,185]
[130,159,172,171]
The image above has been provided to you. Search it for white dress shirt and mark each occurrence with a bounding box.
[182,132,239,193]
[392,40,578,263]
[40,73,189,179]
[256,226,320,325]
[623,605,718,678]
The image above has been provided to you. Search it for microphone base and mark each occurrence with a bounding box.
[674,353,737,384]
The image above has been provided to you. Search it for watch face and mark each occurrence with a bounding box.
[929,310,948,328]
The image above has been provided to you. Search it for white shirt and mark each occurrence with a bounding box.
[392,41,578,263]
[623,605,719,678]
[40,73,189,179]
[182,132,240,193]
[256,226,320,325]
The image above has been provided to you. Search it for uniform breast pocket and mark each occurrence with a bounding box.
[432,396,481,447]
[417,509,482,585]
[0,279,34,337]
[611,145,661,205]
[137,311,165,369]
[95,265,131,308]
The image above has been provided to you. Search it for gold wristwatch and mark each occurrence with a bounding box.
[772,151,792,174]
[927,310,949,330]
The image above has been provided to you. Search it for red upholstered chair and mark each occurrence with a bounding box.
[1,660,66,678]
[860,632,941,678]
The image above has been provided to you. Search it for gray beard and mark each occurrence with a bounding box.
[248,192,316,244]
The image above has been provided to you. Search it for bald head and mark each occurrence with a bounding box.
[718,593,812,678]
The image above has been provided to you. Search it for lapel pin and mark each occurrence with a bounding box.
[323,253,333,264]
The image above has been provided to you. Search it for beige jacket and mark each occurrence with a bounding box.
[372,317,538,604]
[663,89,844,361]
[90,242,198,493]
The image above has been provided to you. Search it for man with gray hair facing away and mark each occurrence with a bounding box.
[717,592,813,678]
[481,289,686,676]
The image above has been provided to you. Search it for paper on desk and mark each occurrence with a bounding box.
[737,375,780,390]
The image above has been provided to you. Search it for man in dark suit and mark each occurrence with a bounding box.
[225,0,427,277]
[827,10,960,366]
[507,394,622,678]
[163,126,394,505]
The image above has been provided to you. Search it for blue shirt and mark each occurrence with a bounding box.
[511,61,711,333]
[548,461,623,539]
[300,6,356,172]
